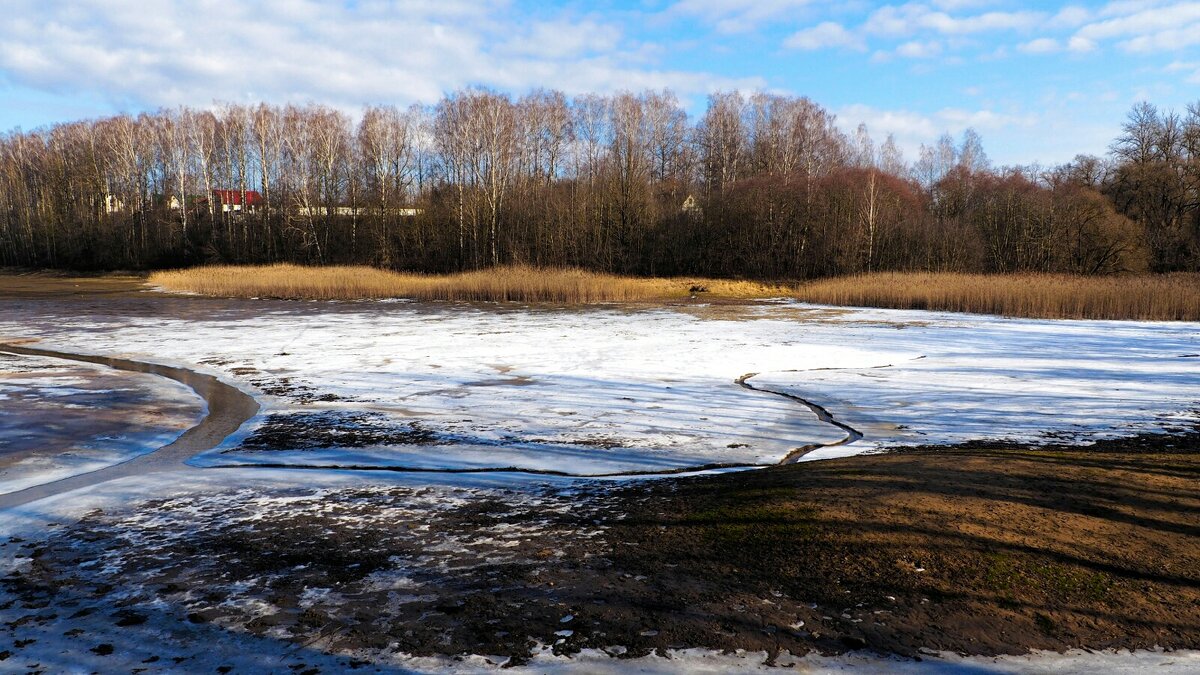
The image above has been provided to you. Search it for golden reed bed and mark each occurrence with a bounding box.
[149,265,784,304]
[796,272,1200,321]
[149,266,1200,320]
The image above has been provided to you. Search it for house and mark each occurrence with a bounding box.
[681,195,702,217]
[212,190,263,213]
[103,194,125,214]
[149,194,185,210]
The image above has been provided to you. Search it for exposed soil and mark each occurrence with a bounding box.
[0,271,147,298]
[4,427,1198,667]
[227,366,351,404]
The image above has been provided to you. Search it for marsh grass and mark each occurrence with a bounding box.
[150,265,1200,319]
[149,264,786,303]
[795,272,1200,321]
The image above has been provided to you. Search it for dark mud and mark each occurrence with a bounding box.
[2,484,619,666]
[226,366,349,404]
[235,411,442,452]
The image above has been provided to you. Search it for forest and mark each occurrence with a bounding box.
[0,90,1196,278]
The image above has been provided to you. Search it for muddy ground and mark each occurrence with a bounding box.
[3,427,1198,668]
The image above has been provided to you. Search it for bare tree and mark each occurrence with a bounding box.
[359,104,414,263]
[879,134,906,178]
[698,91,746,194]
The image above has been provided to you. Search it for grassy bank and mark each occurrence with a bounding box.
[149,264,785,303]
[592,430,1200,658]
[147,265,1200,320]
[795,272,1200,321]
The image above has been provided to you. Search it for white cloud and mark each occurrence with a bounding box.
[667,0,818,33]
[865,4,1045,37]
[1018,38,1060,54]
[1079,3,1200,39]
[0,0,757,114]
[784,22,865,51]
[1097,0,1195,19]
[1166,60,1200,84]
[837,102,1038,161]
[930,0,997,9]
[896,40,943,58]
[1067,36,1097,52]
[1073,2,1200,52]
[1120,27,1200,53]
[503,20,623,60]
[1049,6,1091,28]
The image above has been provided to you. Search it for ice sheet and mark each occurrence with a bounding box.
[1,300,1196,476]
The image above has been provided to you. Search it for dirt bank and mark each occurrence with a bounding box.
[0,271,147,298]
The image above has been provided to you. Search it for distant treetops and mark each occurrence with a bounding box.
[0,91,1193,276]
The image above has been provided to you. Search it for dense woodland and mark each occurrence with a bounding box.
[0,90,1197,277]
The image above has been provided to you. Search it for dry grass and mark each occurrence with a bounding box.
[796,272,1200,321]
[149,264,787,303]
[151,266,1200,320]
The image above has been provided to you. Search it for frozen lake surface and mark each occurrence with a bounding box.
[1,292,1196,481]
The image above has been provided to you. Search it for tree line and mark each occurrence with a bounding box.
[1,90,1195,277]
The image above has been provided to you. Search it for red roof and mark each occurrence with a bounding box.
[212,190,262,206]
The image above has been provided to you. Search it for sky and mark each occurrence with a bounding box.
[1,0,1198,166]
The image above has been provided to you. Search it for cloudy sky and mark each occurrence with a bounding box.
[2,0,1198,165]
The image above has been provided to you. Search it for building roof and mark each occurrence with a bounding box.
[212,190,263,206]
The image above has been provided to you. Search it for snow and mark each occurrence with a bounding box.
[399,647,1200,673]
[0,599,1196,675]
[752,307,1200,452]
[1,299,1196,477]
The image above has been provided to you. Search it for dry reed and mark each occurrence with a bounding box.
[149,264,786,303]
[795,272,1200,321]
[151,266,1200,320]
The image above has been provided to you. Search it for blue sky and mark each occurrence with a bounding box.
[2,0,1198,166]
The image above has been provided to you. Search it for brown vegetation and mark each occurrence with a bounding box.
[151,265,1200,319]
[149,264,786,302]
[595,430,1200,658]
[796,272,1200,320]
